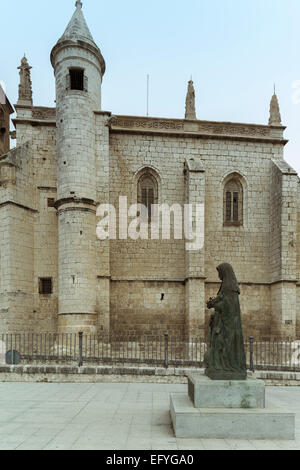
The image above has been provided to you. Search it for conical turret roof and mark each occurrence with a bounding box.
[51,1,105,75]
[58,1,96,48]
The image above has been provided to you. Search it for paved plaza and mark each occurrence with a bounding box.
[0,381,299,450]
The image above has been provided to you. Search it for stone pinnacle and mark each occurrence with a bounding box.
[268,89,282,126]
[185,79,197,120]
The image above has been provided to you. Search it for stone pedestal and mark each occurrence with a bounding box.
[188,373,265,409]
[170,372,295,439]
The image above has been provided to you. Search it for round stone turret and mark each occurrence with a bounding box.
[51,2,106,333]
[51,0,105,201]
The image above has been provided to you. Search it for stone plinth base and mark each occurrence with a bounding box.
[188,373,265,409]
[170,372,295,439]
[170,394,295,439]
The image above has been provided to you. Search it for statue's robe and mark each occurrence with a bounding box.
[205,263,247,380]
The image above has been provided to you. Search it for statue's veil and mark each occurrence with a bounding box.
[217,263,240,295]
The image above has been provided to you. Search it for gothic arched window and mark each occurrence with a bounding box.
[137,172,158,222]
[224,178,243,226]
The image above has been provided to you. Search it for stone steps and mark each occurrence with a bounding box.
[170,372,295,439]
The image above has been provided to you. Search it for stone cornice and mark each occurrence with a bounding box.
[270,279,298,286]
[50,39,106,77]
[206,280,298,286]
[110,278,296,285]
[94,111,112,117]
[110,277,206,283]
[13,109,110,128]
[13,111,288,145]
[82,277,300,285]
[13,106,57,128]
[12,112,288,145]
[111,278,187,283]
[109,115,287,144]
[58,312,98,316]
[0,201,37,213]
[13,118,56,127]
[14,104,32,110]
[37,186,57,192]
[54,197,96,210]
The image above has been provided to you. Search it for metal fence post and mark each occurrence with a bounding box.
[249,336,254,373]
[164,332,169,369]
[78,332,83,367]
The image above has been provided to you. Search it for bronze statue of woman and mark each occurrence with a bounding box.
[205,263,247,380]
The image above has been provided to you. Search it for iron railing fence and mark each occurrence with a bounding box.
[0,333,206,368]
[245,338,300,372]
[0,333,300,372]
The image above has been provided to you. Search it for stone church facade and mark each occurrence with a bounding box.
[0,1,299,340]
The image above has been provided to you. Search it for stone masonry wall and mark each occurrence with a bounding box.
[109,133,187,335]
[109,131,287,338]
[32,125,58,333]
[0,143,35,332]
[0,123,58,333]
[110,280,186,336]
[0,115,297,339]
[205,283,271,340]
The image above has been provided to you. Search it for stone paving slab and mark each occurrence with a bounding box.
[0,382,299,450]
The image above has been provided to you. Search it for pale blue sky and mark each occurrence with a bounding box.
[1,0,299,172]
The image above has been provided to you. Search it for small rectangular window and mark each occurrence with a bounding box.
[70,69,84,91]
[39,278,52,295]
[47,198,55,208]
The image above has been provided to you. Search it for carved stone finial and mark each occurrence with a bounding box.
[17,55,33,105]
[269,90,282,126]
[75,0,83,9]
[185,79,197,120]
